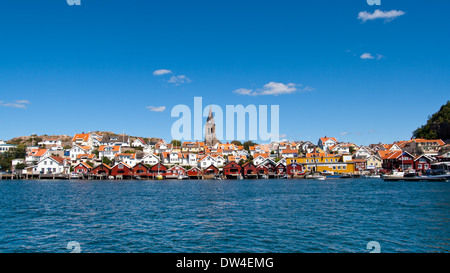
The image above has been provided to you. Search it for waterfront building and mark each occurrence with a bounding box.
[242,162,258,178]
[74,162,92,175]
[35,156,70,175]
[286,163,304,176]
[202,164,219,176]
[132,163,151,177]
[379,150,415,171]
[413,154,434,172]
[90,163,111,176]
[365,155,382,170]
[187,166,202,178]
[110,162,133,178]
[223,161,242,178]
[286,153,355,174]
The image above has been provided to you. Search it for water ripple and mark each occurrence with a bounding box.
[0,179,449,253]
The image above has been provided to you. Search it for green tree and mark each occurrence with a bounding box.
[231,140,242,146]
[101,157,112,166]
[171,140,182,147]
[413,101,450,140]
[243,140,258,151]
[349,146,355,154]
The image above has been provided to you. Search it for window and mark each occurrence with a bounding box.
[343,165,346,170]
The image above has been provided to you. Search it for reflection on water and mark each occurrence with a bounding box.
[0,179,448,253]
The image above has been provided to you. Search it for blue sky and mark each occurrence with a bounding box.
[0,0,449,145]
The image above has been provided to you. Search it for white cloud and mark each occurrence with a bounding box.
[260,82,297,96]
[358,9,406,23]
[153,69,172,76]
[340,132,350,136]
[146,106,166,112]
[168,75,191,86]
[0,100,31,109]
[361,53,375,59]
[233,88,256,96]
[234,82,313,96]
[360,53,384,60]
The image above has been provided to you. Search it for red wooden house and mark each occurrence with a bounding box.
[276,163,286,175]
[242,162,258,178]
[223,161,242,178]
[90,163,111,176]
[111,162,133,178]
[166,165,187,179]
[133,163,150,178]
[287,163,304,176]
[149,163,168,178]
[381,151,415,171]
[74,162,92,174]
[256,164,269,176]
[414,155,433,173]
[187,167,202,178]
[203,164,219,175]
[352,159,367,173]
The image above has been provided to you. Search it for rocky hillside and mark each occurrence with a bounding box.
[413,101,450,142]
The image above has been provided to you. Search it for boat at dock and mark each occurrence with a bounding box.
[382,169,450,182]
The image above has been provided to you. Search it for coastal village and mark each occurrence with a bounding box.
[1,129,449,180]
[1,106,450,180]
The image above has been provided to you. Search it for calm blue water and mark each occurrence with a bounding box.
[0,179,448,253]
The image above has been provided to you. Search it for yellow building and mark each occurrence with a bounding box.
[287,153,355,174]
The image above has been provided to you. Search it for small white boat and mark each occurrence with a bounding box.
[314,176,326,181]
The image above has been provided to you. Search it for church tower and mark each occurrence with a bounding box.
[205,106,219,146]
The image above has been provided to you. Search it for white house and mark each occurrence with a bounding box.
[0,144,17,153]
[354,146,373,158]
[253,154,270,166]
[318,137,338,152]
[187,153,199,167]
[329,144,350,155]
[132,137,147,148]
[114,153,138,167]
[38,139,62,146]
[69,145,92,161]
[99,145,121,160]
[26,149,50,165]
[140,154,160,166]
[35,156,69,174]
[199,155,217,169]
[72,133,99,147]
